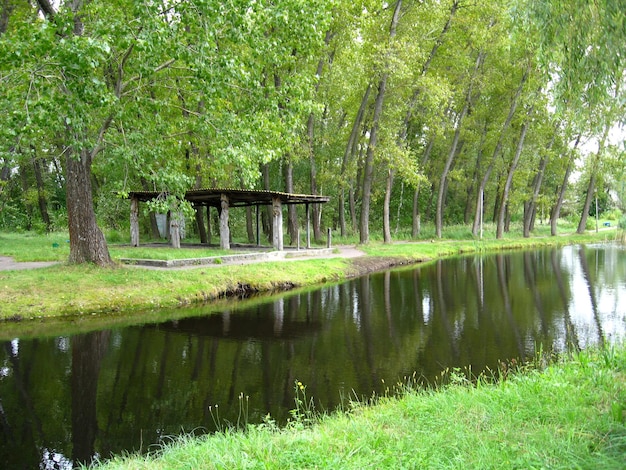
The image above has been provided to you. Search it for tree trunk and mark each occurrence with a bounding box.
[36,0,113,265]
[360,0,402,244]
[308,121,321,242]
[32,155,51,232]
[383,168,394,243]
[436,51,483,238]
[349,188,357,234]
[497,118,530,238]
[472,66,528,236]
[465,122,487,224]
[206,206,212,245]
[412,138,434,238]
[340,84,371,237]
[550,135,580,236]
[65,149,112,265]
[0,0,16,35]
[306,30,333,242]
[523,134,554,237]
[577,128,609,234]
[435,116,467,238]
[195,206,208,244]
[19,161,33,230]
[523,159,546,237]
[219,194,230,250]
[284,158,298,245]
[262,163,272,242]
[412,187,421,238]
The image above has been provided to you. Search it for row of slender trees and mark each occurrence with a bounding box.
[1,0,625,265]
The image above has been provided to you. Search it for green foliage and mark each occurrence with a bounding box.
[1,0,625,249]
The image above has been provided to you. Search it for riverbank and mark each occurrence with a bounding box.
[91,344,626,469]
[0,230,618,334]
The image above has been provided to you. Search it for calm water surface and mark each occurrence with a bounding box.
[1,245,625,468]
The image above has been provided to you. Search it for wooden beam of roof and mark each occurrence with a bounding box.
[126,188,330,207]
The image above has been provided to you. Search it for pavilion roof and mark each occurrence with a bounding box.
[127,188,330,207]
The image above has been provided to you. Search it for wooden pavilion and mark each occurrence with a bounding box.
[127,188,330,251]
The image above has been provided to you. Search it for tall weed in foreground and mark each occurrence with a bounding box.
[207,392,251,433]
[289,381,318,428]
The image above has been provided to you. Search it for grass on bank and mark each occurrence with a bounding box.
[0,227,620,332]
[92,345,626,470]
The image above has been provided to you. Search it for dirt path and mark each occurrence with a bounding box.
[0,246,366,271]
[0,256,59,271]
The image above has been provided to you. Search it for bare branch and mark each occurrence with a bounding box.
[120,58,176,95]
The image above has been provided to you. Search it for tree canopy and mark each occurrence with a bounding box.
[1,0,624,263]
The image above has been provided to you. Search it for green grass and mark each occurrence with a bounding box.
[110,245,232,260]
[0,231,71,261]
[90,344,626,469]
[0,256,350,331]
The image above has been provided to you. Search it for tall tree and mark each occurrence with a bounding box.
[360,0,402,244]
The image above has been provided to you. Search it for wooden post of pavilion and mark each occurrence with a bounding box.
[220,193,230,250]
[130,196,140,247]
[272,197,283,250]
[170,214,181,249]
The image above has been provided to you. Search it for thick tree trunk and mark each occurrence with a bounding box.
[497,119,530,238]
[65,149,112,265]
